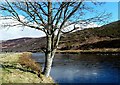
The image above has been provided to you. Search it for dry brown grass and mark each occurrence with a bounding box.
[18,53,42,77]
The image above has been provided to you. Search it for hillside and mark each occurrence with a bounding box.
[2,37,46,52]
[59,20,120,50]
[2,20,120,52]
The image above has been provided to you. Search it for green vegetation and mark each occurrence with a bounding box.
[0,53,55,84]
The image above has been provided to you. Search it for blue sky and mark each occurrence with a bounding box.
[0,2,119,40]
[99,2,118,22]
[82,2,118,23]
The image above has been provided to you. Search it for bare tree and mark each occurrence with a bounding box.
[0,0,110,77]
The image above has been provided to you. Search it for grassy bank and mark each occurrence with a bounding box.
[0,52,55,84]
[56,48,120,54]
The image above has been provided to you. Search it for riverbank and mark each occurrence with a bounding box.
[0,52,55,84]
[56,48,120,54]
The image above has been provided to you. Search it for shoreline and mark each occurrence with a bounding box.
[1,48,120,54]
[56,49,120,54]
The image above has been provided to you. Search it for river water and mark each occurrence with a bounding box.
[32,53,120,84]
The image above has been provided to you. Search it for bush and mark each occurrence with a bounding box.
[18,53,41,77]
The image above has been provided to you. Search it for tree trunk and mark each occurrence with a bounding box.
[43,53,54,77]
[42,31,61,77]
[43,49,56,77]
[43,35,56,77]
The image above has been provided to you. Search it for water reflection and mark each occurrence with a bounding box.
[32,53,120,84]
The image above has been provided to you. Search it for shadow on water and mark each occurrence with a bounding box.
[32,53,120,84]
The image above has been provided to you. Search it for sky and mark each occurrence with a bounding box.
[0,1,119,40]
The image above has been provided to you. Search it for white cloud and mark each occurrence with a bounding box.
[62,21,100,33]
[0,27,46,40]
[0,15,100,40]
[0,16,46,40]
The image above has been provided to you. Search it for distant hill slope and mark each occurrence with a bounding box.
[2,20,120,52]
[59,20,120,50]
[2,37,46,52]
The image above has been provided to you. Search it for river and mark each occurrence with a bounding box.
[31,53,120,84]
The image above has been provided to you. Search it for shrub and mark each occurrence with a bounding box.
[18,53,41,77]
